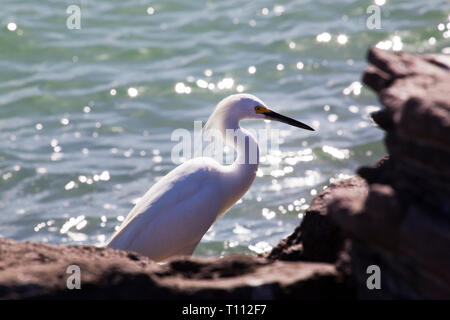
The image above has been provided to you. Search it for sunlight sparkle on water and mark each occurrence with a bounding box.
[376,35,403,51]
[60,215,85,234]
[348,105,359,113]
[217,78,234,90]
[262,208,276,220]
[329,173,353,184]
[224,240,239,249]
[127,87,138,98]
[322,145,350,160]
[343,81,362,96]
[316,32,331,43]
[7,22,17,31]
[233,224,251,235]
[279,170,321,190]
[196,79,208,88]
[337,34,348,45]
[392,36,403,51]
[99,171,110,181]
[175,82,192,94]
[65,181,76,190]
[248,241,272,254]
[273,5,285,16]
[328,114,338,123]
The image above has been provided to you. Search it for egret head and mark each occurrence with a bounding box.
[205,93,315,132]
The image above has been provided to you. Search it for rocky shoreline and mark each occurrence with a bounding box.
[1,47,449,299]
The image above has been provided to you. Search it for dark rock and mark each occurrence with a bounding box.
[0,238,352,299]
[329,47,450,299]
[267,176,367,263]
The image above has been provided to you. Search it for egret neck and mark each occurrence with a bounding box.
[219,124,259,210]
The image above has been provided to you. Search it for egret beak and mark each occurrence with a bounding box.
[264,110,315,131]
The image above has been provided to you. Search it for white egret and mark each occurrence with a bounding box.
[107,93,314,261]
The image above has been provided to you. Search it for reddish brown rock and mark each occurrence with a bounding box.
[330,47,450,299]
[269,48,450,299]
[0,238,351,299]
[267,176,367,263]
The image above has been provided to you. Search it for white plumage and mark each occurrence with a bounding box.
[107,94,314,261]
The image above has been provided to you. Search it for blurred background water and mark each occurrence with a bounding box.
[0,0,449,257]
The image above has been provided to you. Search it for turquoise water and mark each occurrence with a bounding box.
[0,0,449,257]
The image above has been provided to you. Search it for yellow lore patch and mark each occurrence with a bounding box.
[254,106,270,114]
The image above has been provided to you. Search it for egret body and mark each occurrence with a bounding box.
[107,94,314,261]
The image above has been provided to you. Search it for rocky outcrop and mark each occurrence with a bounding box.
[330,47,450,299]
[269,47,450,299]
[1,47,449,299]
[0,238,350,299]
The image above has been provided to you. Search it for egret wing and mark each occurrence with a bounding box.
[107,159,225,260]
